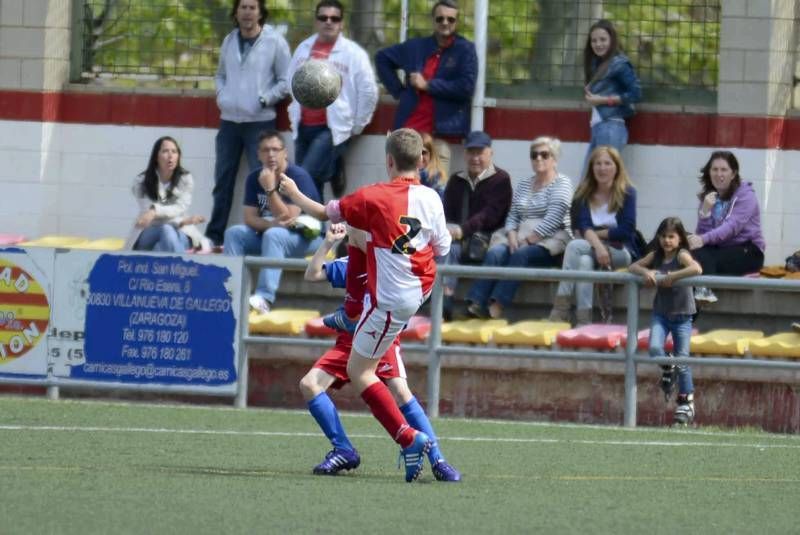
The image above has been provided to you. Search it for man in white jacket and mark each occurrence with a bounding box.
[288,0,378,200]
[206,0,291,247]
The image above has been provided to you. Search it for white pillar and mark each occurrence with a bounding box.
[470,0,488,131]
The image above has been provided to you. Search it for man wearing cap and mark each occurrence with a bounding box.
[375,0,477,175]
[441,131,512,320]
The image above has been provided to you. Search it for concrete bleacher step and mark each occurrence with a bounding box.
[72,238,125,251]
[442,319,508,344]
[556,324,627,350]
[748,332,800,359]
[249,309,320,335]
[690,329,765,356]
[0,233,26,245]
[20,235,89,247]
[492,320,571,346]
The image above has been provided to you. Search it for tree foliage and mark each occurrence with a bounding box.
[78,0,719,102]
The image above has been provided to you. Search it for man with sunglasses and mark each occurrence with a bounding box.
[375,0,477,173]
[206,0,291,248]
[287,0,378,200]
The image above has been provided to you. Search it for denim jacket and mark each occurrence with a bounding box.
[588,54,641,120]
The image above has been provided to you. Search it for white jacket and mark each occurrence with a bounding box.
[288,34,378,146]
[216,25,291,123]
[125,173,208,251]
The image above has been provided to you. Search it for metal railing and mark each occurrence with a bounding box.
[73,0,720,103]
[238,256,800,427]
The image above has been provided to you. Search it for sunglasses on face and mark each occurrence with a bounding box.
[435,16,457,24]
[530,151,551,160]
[316,15,342,23]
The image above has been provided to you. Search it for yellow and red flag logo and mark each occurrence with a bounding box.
[0,258,50,362]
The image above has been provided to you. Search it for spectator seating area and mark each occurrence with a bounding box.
[3,240,798,359]
[252,307,800,359]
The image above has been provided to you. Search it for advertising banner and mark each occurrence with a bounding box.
[50,251,243,394]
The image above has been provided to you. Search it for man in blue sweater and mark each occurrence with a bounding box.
[375,0,477,173]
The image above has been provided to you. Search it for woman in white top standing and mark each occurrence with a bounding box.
[126,136,208,252]
[465,136,573,319]
[549,146,641,325]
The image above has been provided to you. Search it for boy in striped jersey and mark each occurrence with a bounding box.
[300,223,460,481]
[280,128,451,482]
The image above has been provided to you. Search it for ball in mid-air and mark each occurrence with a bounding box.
[291,59,342,109]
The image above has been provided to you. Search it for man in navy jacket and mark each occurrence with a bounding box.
[375,0,477,143]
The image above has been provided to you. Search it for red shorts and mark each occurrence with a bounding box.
[313,332,406,389]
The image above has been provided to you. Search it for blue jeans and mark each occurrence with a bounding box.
[649,313,694,395]
[295,124,349,199]
[584,119,629,173]
[133,224,190,253]
[223,224,323,303]
[466,243,558,308]
[206,119,276,245]
[555,239,631,311]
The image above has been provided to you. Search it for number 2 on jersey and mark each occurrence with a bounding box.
[391,216,421,255]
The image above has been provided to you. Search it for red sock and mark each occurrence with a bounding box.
[360,382,416,448]
[344,245,366,319]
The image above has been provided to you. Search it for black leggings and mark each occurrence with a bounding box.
[692,243,764,276]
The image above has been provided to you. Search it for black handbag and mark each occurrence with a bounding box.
[786,250,800,272]
[461,231,491,264]
[457,184,490,264]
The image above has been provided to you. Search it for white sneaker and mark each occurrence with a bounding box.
[693,287,718,304]
[248,294,271,314]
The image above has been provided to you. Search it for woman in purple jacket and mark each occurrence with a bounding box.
[687,151,765,303]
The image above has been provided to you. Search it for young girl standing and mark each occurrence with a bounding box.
[629,217,702,425]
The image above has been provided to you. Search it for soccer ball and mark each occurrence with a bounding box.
[291,59,342,109]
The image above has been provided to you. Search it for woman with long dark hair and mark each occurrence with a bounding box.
[125,136,208,252]
[583,19,641,158]
[687,150,765,303]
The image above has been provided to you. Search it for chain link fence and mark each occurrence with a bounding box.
[75,0,719,103]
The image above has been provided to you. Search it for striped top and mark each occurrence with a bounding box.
[504,173,573,238]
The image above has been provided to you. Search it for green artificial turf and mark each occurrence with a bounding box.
[1,397,798,534]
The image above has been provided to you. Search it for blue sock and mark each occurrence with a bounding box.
[307,392,354,452]
[400,396,444,464]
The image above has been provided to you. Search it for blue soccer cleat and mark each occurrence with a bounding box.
[322,306,358,334]
[312,448,361,475]
[400,431,431,482]
[432,459,462,482]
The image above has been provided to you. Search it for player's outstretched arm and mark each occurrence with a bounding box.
[279,175,328,220]
[305,223,346,282]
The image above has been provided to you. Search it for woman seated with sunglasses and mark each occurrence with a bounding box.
[465,137,573,319]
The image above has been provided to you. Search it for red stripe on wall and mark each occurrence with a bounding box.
[1,90,799,150]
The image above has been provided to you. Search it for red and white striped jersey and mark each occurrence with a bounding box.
[327,176,450,309]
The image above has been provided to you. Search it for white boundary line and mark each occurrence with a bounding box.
[3,396,798,442]
[1,424,799,450]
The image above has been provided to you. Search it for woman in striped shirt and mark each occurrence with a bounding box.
[465,136,573,319]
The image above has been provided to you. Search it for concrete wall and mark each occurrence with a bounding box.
[0,1,798,262]
[0,0,71,91]
[1,121,798,264]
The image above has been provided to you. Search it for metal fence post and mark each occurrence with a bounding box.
[426,276,444,418]
[234,261,253,408]
[623,280,639,427]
